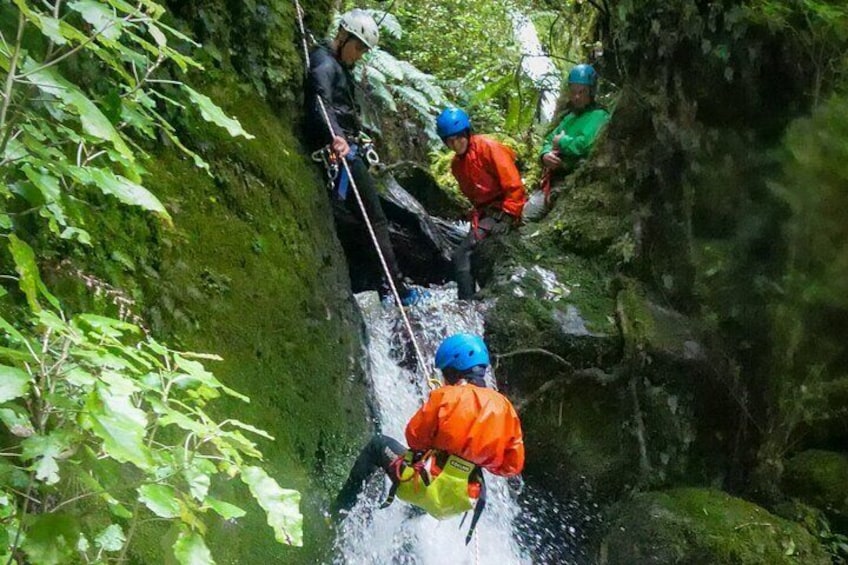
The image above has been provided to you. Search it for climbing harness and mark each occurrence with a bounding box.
[311,136,378,196]
[293,0,432,382]
[381,450,486,545]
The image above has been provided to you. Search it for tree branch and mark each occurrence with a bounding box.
[0,11,26,157]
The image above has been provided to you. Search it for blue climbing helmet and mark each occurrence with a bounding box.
[435,333,490,372]
[436,107,471,139]
[568,64,598,87]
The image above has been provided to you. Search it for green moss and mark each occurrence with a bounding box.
[547,176,630,258]
[784,450,848,532]
[601,488,830,564]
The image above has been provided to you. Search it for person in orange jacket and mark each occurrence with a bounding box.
[436,108,528,299]
[333,334,524,521]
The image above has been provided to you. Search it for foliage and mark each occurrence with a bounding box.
[354,0,560,140]
[745,0,848,105]
[0,237,302,563]
[0,0,252,247]
[0,1,303,562]
[356,45,448,143]
[763,94,848,447]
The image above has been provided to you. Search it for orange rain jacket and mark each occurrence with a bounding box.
[450,135,527,219]
[405,384,525,477]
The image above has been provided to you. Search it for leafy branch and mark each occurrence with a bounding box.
[0,237,302,564]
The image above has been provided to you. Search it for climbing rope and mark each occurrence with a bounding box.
[293,0,311,79]
[293,0,433,384]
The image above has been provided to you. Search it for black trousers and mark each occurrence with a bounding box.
[453,214,512,299]
[333,434,407,513]
[335,156,409,297]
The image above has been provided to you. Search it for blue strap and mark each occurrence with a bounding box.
[334,143,359,200]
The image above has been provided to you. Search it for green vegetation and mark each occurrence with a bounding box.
[602,488,831,564]
[0,1,310,562]
[0,257,300,562]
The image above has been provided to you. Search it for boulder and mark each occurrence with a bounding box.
[599,488,830,564]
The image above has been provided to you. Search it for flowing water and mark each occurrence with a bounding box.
[332,286,593,564]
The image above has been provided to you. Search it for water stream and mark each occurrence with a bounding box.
[332,287,591,564]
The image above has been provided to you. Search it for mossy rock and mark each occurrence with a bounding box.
[483,238,620,371]
[783,450,848,533]
[518,379,638,505]
[599,488,830,564]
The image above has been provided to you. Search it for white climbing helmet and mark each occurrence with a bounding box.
[339,9,379,50]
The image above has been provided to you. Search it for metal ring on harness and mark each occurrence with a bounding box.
[364,144,380,167]
[311,146,340,189]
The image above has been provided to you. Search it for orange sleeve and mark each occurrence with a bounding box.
[405,389,444,451]
[491,402,525,476]
[486,141,526,218]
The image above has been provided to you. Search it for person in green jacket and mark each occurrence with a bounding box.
[539,64,609,175]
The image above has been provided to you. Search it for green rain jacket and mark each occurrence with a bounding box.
[539,104,610,172]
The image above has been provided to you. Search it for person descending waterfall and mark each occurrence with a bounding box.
[536,64,610,207]
[436,108,528,300]
[304,9,423,306]
[333,333,524,542]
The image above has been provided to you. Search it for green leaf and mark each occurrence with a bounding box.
[37,15,68,46]
[75,313,140,337]
[241,466,302,547]
[8,235,60,308]
[184,467,210,501]
[68,0,124,41]
[23,61,134,160]
[205,497,246,520]
[21,164,61,203]
[0,365,30,403]
[138,483,180,518]
[21,432,72,485]
[172,530,214,565]
[183,86,254,139]
[225,419,274,441]
[60,227,92,245]
[20,513,78,565]
[8,234,41,312]
[0,407,34,438]
[82,385,150,468]
[69,166,171,221]
[94,524,125,552]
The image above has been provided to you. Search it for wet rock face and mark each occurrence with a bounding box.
[783,450,848,534]
[599,488,831,565]
[483,237,736,504]
[332,170,464,293]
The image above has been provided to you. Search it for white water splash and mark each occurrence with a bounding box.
[333,286,529,564]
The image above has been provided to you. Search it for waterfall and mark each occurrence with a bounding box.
[332,286,590,564]
[509,11,560,123]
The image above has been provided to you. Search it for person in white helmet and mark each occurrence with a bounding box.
[304,10,424,306]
